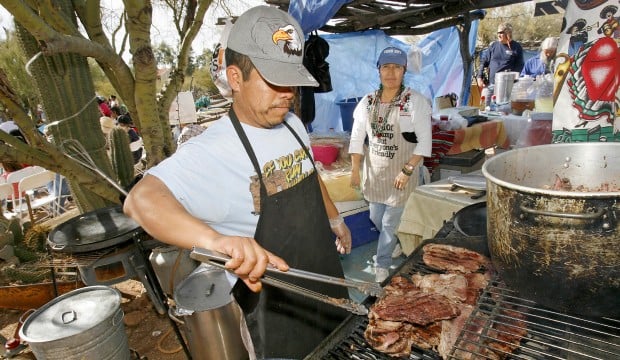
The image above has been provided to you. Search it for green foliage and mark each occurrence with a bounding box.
[191,65,219,97]
[189,48,218,97]
[89,58,117,101]
[0,32,40,113]
[154,42,177,66]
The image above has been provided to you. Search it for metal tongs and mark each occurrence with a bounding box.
[190,247,384,316]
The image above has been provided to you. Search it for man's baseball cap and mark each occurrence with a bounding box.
[227,6,318,87]
[377,46,407,68]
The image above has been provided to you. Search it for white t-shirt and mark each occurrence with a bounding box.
[148,112,314,237]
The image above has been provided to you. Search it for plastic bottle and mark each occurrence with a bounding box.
[486,85,494,108]
[489,95,498,111]
[535,74,554,112]
[479,95,486,112]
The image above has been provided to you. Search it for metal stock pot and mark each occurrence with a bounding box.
[482,143,620,317]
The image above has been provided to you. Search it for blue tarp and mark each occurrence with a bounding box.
[289,0,352,33]
[287,0,480,132]
[311,25,479,132]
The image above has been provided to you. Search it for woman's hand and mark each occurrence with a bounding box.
[350,170,361,189]
[394,171,411,190]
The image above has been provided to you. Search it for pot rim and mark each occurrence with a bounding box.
[481,143,620,198]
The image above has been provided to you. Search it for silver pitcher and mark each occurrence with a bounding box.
[170,265,249,360]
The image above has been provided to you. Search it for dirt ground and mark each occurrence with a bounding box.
[0,279,189,360]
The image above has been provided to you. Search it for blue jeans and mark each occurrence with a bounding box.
[369,202,404,269]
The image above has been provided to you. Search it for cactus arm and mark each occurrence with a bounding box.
[109,127,135,189]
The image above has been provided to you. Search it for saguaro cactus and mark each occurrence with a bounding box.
[109,127,135,189]
[14,1,116,212]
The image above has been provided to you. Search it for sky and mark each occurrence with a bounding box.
[0,0,264,57]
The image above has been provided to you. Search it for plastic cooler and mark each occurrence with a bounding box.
[336,200,378,248]
[336,97,362,132]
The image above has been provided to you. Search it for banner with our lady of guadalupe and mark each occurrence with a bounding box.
[552,1,620,143]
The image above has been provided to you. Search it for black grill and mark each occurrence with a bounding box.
[305,220,620,360]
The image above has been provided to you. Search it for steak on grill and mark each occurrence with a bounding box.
[411,273,468,303]
[422,243,491,273]
[364,244,522,359]
[370,279,461,326]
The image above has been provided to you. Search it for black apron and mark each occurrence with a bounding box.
[229,110,348,359]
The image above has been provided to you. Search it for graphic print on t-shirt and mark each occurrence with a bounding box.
[249,145,313,213]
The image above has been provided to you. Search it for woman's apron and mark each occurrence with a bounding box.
[229,110,349,359]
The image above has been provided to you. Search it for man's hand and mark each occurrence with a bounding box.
[211,235,289,292]
[330,215,352,254]
[476,77,485,89]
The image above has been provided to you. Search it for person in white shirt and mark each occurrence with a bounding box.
[349,46,432,282]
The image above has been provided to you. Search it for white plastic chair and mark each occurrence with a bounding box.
[4,166,46,219]
[4,166,45,185]
[17,170,64,225]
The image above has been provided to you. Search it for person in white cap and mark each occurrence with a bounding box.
[349,46,432,283]
[520,36,559,77]
[123,5,352,359]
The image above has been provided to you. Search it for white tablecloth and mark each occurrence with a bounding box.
[397,171,486,255]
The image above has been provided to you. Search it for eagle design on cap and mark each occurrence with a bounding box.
[271,24,302,56]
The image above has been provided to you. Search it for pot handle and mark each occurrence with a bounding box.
[519,204,605,220]
[167,306,185,325]
[61,310,77,324]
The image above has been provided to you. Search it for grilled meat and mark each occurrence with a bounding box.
[364,319,415,357]
[438,304,474,358]
[370,283,461,326]
[463,272,490,305]
[365,245,526,359]
[411,273,468,303]
[422,243,491,273]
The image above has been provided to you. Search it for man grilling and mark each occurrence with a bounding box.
[123,6,352,359]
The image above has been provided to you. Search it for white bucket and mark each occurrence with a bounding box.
[19,286,130,360]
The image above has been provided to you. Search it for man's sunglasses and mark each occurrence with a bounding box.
[497,31,506,35]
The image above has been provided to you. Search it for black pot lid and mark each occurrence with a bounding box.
[48,205,142,253]
[453,202,487,238]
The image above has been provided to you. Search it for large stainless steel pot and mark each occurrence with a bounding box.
[482,143,619,317]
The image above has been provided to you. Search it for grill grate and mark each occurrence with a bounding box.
[306,222,619,360]
[449,282,620,360]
